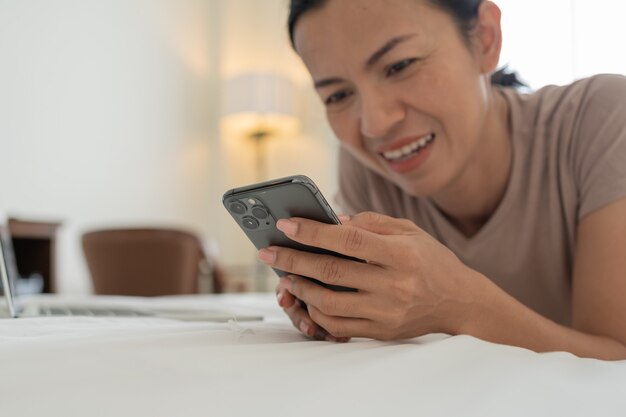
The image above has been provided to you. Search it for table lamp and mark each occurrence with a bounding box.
[221,72,300,291]
[221,72,300,181]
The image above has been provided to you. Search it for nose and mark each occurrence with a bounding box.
[358,86,406,139]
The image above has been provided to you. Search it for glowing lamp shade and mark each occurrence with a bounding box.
[221,72,300,139]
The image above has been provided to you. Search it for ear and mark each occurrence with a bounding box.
[472,1,503,74]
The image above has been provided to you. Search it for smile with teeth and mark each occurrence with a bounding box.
[380,133,436,162]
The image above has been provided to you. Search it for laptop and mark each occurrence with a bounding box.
[0,225,262,322]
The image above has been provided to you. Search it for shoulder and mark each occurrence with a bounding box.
[500,75,626,156]
[558,76,626,219]
[502,74,626,128]
[556,75,626,145]
[574,74,626,104]
[554,74,626,119]
[533,74,626,102]
[535,75,626,145]
[500,75,626,220]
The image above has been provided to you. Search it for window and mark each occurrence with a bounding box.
[497,0,626,89]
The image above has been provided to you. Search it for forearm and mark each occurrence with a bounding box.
[456,271,626,361]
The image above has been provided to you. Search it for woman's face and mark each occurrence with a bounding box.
[294,0,496,197]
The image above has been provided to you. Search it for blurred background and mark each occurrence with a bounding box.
[1,0,625,295]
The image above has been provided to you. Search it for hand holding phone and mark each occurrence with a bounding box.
[223,175,358,292]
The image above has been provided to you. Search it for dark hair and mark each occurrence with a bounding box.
[287,0,526,88]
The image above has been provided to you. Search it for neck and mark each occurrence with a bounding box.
[430,87,512,237]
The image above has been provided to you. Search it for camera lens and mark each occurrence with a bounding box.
[242,216,259,230]
[229,201,246,215]
[251,206,268,219]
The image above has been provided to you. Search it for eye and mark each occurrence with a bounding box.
[324,89,353,106]
[386,58,418,77]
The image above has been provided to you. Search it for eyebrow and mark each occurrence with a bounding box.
[366,33,416,68]
[314,77,344,89]
[313,33,417,90]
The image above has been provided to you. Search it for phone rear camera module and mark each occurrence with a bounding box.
[242,216,260,230]
[251,206,269,219]
[229,201,247,215]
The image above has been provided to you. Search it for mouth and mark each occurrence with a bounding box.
[378,133,436,163]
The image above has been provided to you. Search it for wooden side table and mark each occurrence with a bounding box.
[8,218,61,294]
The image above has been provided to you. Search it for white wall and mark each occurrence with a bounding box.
[0,0,337,294]
[0,0,222,293]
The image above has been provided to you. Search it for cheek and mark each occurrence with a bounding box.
[417,64,487,151]
[327,111,360,146]
[416,45,482,109]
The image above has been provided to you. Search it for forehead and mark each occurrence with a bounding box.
[294,0,451,73]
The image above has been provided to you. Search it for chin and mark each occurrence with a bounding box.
[369,167,434,198]
[395,177,439,198]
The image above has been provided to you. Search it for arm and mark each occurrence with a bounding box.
[462,197,626,360]
[262,208,626,360]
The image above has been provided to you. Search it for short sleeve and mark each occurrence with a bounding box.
[573,74,626,220]
[333,147,372,215]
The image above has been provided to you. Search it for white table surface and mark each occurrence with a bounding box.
[1,293,625,417]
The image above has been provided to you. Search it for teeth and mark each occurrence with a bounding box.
[382,134,434,161]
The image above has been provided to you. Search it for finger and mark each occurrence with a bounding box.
[276,287,295,309]
[285,275,376,319]
[275,217,394,265]
[337,214,351,223]
[278,278,336,341]
[284,300,317,338]
[342,211,419,236]
[260,247,382,292]
[307,303,374,339]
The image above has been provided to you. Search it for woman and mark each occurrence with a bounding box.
[257,0,626,360]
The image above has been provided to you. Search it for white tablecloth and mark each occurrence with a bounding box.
[1,294,625,417]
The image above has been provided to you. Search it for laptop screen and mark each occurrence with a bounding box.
[0,225,18,317]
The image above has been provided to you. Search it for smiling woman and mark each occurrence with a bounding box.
[258,0,626,360]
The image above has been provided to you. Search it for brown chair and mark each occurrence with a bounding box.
[82,228,224,296]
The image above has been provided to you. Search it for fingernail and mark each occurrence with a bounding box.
[299,321,311,336]
[258,248,276,264]
[325,334,338,342]
[276,291,284,307]
[337,214,351,223]
[276,219,298,236]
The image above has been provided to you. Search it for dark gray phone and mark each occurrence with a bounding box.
[223,175,357,292]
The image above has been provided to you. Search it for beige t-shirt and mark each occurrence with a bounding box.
[336,74,626,326]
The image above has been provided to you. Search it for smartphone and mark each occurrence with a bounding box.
[223,175,358,292]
